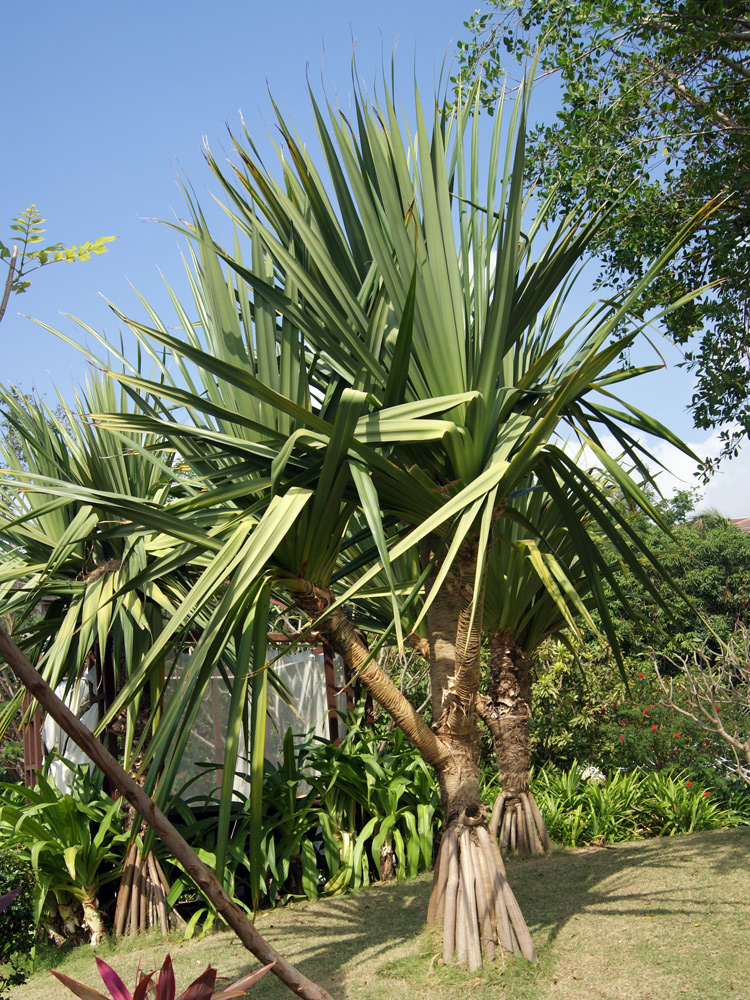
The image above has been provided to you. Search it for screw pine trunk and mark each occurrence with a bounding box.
[479,632,551,856]
[293,544,536,969]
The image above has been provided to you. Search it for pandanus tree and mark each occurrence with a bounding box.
[7,70,704,973]
[0,374,179,750]
[480,464,664,856]
[0,373,312,934]
[0,374,214,937]
[358,465,670,861]
[481,481,601,858]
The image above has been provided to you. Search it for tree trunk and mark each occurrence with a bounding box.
[292,547,536,969]
[478,632,551,857]
[425,552,535,967]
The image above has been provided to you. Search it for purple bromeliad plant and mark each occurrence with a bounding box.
[49,954,274,1000]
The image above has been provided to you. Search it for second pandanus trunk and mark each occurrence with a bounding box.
[478,632,551,857]
[292,544,536,970]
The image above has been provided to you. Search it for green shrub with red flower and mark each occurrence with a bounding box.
[530,763,746,847]
[529,495,750,795]
[530,642,744,795]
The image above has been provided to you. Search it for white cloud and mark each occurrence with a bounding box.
[560,427,750,519]
[649,431,750,519]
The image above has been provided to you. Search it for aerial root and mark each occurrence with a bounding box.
[427,815,536,970]
[490,789,552,857]
[113,843,185,938]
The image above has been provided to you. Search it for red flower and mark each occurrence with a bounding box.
[619,735,624,741]
[621,721,626,726]
[686,781,692,787]
[704,791,709,797]
[675,733,680,738]
[649,704,654,709]
[716,706,721,712]
[638,672,644,678]
[652,725,658,731]
[643,709,648,715]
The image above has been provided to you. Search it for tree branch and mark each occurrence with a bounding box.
[0,625,335,1000]
[717,52,750,80]
[0,245,18,326]
[645,57,746,133]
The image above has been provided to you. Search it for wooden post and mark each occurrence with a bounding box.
[322,642,339,743]
[22,694,43,786]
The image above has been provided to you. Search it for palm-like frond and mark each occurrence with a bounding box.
[0,375,189,757]
[10,69,711,936]
[68,74,703,606]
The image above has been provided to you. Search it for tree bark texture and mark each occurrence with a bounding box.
[421,538,486,826]
[0,625,335,1000]
[293,548,536,969]
[478,632,551,856]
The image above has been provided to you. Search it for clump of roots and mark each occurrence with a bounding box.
[427,808,536,971]
[113,842,185,938]
[490,790,552,857]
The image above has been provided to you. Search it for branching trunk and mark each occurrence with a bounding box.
[293,545,536,969]
[290,580,450,771]
[478,632,551,857]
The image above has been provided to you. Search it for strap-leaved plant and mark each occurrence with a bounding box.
[3,67,710,971]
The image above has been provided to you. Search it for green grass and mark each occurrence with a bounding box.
[12,826,750,1000]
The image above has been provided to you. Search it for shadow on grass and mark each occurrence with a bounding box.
[510,824,750,949]
[250,825,750,997]
[27,826,750,1000]
[247,879,435,998]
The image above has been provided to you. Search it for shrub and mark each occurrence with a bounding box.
[639,770,729,836]
[0,847,36,999]
[530,642,734,779]
[0,765,128,945]
[531,763,747,847]
[0,739,23,784]
[166,716,442,923]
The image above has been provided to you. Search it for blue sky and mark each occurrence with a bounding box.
[2,2,746,514]
[1,2,469,388]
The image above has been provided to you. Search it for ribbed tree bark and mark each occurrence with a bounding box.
[291,546,536,969]
[478,631,551,856]
[424,541,484,826]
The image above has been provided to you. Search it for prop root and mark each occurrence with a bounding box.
[490,789,551,857]
[427,812,536,969]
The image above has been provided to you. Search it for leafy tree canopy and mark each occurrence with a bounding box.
[456,0,750,472]
[528,495,750,777]
[578,490,750,664]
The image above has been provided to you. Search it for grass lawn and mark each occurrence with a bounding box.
[12,825,750,1000]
